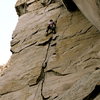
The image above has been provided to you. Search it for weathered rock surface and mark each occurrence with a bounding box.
[0,0,100,100]
[73,0,100,31]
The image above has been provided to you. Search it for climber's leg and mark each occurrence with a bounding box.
[53,28,56,34]
[46,26,51,36]
[46,26,50,33]
[52,27,56,34]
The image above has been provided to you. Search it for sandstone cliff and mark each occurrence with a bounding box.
[0,0,100,100]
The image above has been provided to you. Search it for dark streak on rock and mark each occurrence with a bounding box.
[0,91,11,96]
[12,34,17,39]
[31,30,39,35]
[78,25,93,35]
[95,67,100,70]
[11,41,37,54]
[48,5,63,12]
[83,85,100,100]
[41,79,50,100]
[46,69,71,76]
[51,43,57,46]
[83,57,91,62]
[84,65,93,69]
[37,37,52,46]
[62,25,93,41]
[62,0,78,12]
[11,40,20,47]
[52,36,59,41]
[69,43,80,50]
[96,0,100,9]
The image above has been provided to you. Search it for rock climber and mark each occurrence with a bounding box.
[46,19,56,36]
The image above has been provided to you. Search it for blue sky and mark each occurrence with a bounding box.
[0,0,18,65]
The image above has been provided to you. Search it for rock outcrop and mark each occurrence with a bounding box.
[0,0,100,100]
[73,0,100,31]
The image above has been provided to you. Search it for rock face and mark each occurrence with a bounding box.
[73,0,100,31]
[0,0,100,100]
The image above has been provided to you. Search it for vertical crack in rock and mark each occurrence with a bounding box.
[37,44,51,99]
[30,11,62,96]
[29,41,51,100]
[33,14,63,100]
[83,85,100,100]
[42,43,51,68]
[36,41,51,84]
[30,36,53,99]
[34,31,60,99]
[41,77,50,100]
[28,7,61,98]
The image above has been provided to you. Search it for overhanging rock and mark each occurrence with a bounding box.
[62,0,100,31]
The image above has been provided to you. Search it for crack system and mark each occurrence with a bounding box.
[36,41,51,100]
[29,35,52,99]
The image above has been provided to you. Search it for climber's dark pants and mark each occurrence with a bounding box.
[46,25,56,34]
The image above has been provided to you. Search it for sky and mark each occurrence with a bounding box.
[0,0,18,65]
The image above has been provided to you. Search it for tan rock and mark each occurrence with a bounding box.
[73,0,100,31]
[53,70,100,100]
[0,0,100,100]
